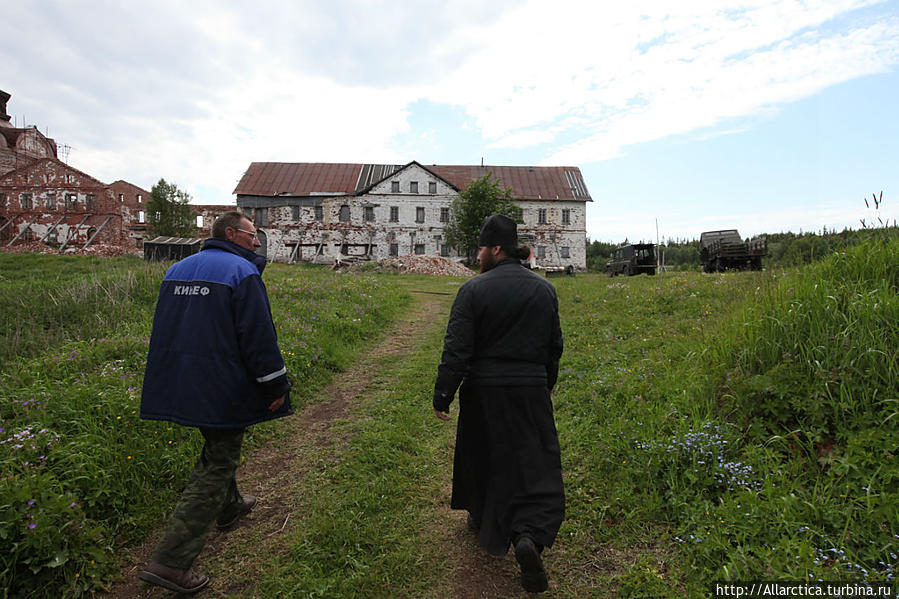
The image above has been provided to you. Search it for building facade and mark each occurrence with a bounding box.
[234,161,591,269]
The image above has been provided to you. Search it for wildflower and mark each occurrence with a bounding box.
[28,524,36,529]
[69,501,77,508]
[27,499,35,505]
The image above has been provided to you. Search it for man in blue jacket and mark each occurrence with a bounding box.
[434,214,565,594]
[139,211,292,594]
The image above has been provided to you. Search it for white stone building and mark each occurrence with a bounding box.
[233,161,592,269]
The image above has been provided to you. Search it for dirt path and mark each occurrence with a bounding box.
[102,294,446,598]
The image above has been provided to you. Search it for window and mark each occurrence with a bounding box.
[20,193,33,210]
[429,181,437,194]
[138,211,145,223]
[390,206,399,222]
[389,243,398,257]
[440,207,449,223]
[46,193,56,209]
[440,244,450,257]
[562,209,570,225]
[414,244,425,255]
[119,193,125,202]
[65,194,76,211]
[339,205,350,222]
[561,246,570,259]
[415,207,425,223]
[137,194,142,204]
[409,181,418,194]
[537,246,546,258]
[292,206,301,221]
[255,207,268,226]
[537,209,547,224]
[196,215,204,228]
[85,194,96,211]
[391,181,400,193]
[154,212,162,222]
[364,206,375,222]
[314,205,323,221]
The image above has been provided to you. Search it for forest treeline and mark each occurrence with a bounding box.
[586,226,899,272]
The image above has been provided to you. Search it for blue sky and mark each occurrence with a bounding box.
[3,0,897,242]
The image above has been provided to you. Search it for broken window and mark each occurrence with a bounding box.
[414,244,425,255]
[46,193,57,209]
[292,206,301,221]
[416,207,425,223]
[20,193,33,210]
[389,243,398,256]
[409,181,418,194]
[196,215,204,228]
[314,205,323,221]
[390,206,399,222]
[85,194,96,211]
[137,194,142,203]
[138,211,145,223]
[255,207,268,226]
[429,181,437,194]
[391,181,400,193]
[364,206,374,222]
[119,193,125,202]
[440,207,449,223]
[440,244,450,257]
[339,205,350,222]
[562,209,570,225]
[65,194,77,211]
[537,209,547,225]
[561,246,570,259]
[537,246,546,258]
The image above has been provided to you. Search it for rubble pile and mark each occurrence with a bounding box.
[378,254,475,276]
[0,241,141,257]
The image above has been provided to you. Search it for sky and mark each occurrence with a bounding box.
[3,0,898,243]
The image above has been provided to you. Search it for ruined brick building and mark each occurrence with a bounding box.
[0,90,157,250]
[234,161,591,269]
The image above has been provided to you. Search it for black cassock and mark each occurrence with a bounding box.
[452,382,565,555]
[433,257,566,556]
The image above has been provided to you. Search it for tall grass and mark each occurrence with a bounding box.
[0,254,165,365]
[548,239,896,594]
[0,257,410,598]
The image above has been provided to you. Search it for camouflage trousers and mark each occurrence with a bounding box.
[151,428,246,570]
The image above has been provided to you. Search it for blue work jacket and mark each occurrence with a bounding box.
[140,238,292,428]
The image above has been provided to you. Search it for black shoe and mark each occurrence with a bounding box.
[514,536,548,593]
[139,561,209,594]
[216,495,257,531]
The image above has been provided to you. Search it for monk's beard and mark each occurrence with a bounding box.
[478,252,496,274]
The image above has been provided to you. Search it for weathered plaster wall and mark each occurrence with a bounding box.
[242,164,587,269]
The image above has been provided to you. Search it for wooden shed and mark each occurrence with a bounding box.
[143,236,203,261]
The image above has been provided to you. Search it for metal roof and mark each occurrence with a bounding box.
[144,236,203,245]
[233,161,591,202]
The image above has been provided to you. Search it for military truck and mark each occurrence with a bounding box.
[699,229,767,272]
[606,243,656,276]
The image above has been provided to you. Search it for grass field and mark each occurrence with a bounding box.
[1,239,896,597]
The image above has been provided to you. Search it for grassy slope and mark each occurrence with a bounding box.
[3,243,895,597]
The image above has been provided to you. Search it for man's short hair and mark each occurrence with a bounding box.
[212,211,249,239]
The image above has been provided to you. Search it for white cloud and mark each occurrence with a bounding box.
[2,0,897,210]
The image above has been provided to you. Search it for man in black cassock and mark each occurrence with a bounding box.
[433,214,565,594]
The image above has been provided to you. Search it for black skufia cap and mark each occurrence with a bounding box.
[478,214,518,247]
